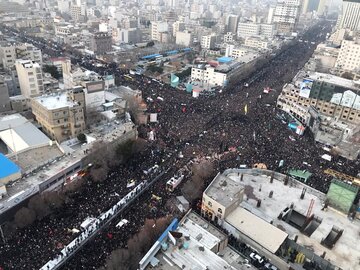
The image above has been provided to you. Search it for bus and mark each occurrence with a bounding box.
[166,174,185,192]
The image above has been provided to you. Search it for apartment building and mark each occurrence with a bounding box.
[201,34,216,49]
[0,80,11,112]
[273,0,301,34]
[339,0,360,31]
[15,60,44,98]
[0,43,42,69]
[90,32,112,55]
[115,28,143,44]
[191,65,227,86]
[31,89,85,142]
[151,21,168,41]
[335,39,360,72]
[244,37,270,50]
[172,21,185,36]
[237,23,276,39]
[175,31,193,47]
[277,72,360,125]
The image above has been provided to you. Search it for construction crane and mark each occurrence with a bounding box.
[324,169,360,186]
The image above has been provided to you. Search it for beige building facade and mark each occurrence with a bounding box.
[31,88,85,142]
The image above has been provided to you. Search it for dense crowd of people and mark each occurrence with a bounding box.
[0,20,359,270]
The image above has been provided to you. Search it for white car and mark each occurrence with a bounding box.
[250,252,264,265]
[264,262,278,270]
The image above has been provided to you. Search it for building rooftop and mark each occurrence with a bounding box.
[16,59,40,68]
[226,207,288,254]
[204,172,243,208]
[223,168,360,270]
[0,153,20,179]
[307,72,358,90]
[0,114,51,154]
[34,92,79,110]
[148,211,254,270]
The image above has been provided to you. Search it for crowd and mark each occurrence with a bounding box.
[0,20,359,270]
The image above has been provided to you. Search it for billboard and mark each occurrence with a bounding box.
[299,79,313,98]
[86,81,105,93]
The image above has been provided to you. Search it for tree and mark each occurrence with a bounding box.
[340,71,354,80]
[77,133,86,143]
[28,194,51,220]
[42,191,65,209]
[14,207,36,228]
[42,65,61,79]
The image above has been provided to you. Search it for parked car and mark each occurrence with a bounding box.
[264,262,278,270]
[250,252,265,266]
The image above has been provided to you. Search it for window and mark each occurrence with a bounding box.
[208,201,212,207]
[218,208,222,214]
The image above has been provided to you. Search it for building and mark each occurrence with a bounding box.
[273,0,301,34]
[0,113,52,155]
[277,71,360,125]
[81,80,105,110]
[224,32,235,43]
[201,34,216,49]
[335,38,360,72]
[339,0,360,31]
[237,23,276,39]
[0,154,21,185]
[200,168,359,270]
[90,32,112,55]
[116,28,143,44]
[172,21,185,37]
[139,211,255,270]
[15,60,44,98]
[244,36,270,50]
[226,14,239,34]
[175,31,192,47]
[0,80,11,112]
[191,65,227,86]
[0,43,42,70]
[31,90,85,142]
[151,21,168,41]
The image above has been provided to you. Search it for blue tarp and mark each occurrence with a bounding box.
[182,48,192,52]
[217,56,233,63]
[0,153,20,178]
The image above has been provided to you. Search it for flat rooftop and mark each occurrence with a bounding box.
[150,211,255,270]
[226,207,288,254]
[224,169,360,270]
[34,92,79,110]
[204,172,243,208]
[308,72,359,90]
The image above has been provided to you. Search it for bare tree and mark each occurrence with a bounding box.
[42,191,66,209]
[28,194,51,220]
[90,165,109,182]
[14,207,36,228]
[106,249,131,270]
[1,221,17,239]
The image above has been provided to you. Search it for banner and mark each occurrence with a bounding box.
[170,74,179,88]
[299,79,313,98]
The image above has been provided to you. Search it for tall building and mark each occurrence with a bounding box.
[0,43,42,70]
[151,21,168,41]
[90,32,112,55]
[237,23,276,39]
[201,34,216,49]
[339,0,360,31]
[0,80,11,112]
[226,14,239,34]
[335,38,360,71]
[15,60,44,98]
[273,0,301,34]
[31,89,85,142]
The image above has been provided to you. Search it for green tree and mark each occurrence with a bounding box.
[43,65,61,79]
[77,133,87,143]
